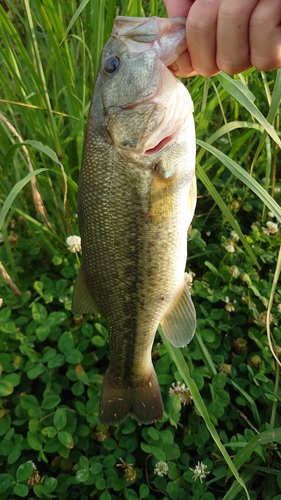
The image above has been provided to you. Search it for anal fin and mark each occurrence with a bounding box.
[72,267,99,314]
[160,275,196,347]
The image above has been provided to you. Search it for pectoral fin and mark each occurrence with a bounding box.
[187,173,197,229]
[160,277,196,347]
[72,267,99,314]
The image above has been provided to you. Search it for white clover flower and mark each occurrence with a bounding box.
[169,381,184,397]
[66,235,81,253]
[224,242,235,253]
[0,233,3,243]
[266,221,278,234]
[154,461,169,477]
[27,460,37,470]
[268,212,274,218]
[277,304,281,313]
[0,298,3,308]
[190,461,210,483]
[225,296,236,313]
[229,265,240,278]
[230,230,239,241]
[169,381,192,406]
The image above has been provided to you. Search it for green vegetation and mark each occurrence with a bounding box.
[0,1,281,499]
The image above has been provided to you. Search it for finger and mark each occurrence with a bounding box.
[168,51,198,77]
[163,1,196,77]
[250,0,281,70]
[216,0,259,74]
[163,0,194,18]
[186,0,222,77]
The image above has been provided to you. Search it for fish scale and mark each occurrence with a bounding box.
[72,16,197,425]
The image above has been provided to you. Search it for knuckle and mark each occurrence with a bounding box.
[187,15,210,32]
[251,54,281,71]
[216,56,250,74]
[219,0,257,19]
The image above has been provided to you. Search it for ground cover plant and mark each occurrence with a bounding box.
[0,1,281,499]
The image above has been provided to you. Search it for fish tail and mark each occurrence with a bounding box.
[99,367,163,425]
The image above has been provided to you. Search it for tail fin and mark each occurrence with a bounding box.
[99,367,163,425]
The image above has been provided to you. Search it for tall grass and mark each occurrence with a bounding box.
[0,1,280,498]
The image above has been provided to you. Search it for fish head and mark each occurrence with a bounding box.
[93,16,194,169]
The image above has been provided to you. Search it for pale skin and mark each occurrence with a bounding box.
[163,0,281,77]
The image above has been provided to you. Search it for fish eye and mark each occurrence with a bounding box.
[104,55,120,74]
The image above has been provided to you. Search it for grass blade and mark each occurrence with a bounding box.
[60,0,90,44]
[197,139,281,222]
[217,73,281,148]
[196,162,260,268]
[160,327,251,500]
[227,428,281,478]
[0,169,48,231]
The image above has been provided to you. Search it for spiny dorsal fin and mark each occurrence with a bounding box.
[160,277,196,347]
[72,267,99,314]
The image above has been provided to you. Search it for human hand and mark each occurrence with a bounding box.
[163,0,281,77]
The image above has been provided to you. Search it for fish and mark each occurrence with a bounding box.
[72,16,197,425]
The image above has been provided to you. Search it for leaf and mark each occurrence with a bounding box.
[65,349,83,364]
[163,442,181,460]
[100,491,112,500]
[0,473,11,493]
[13,483,29,497]
[79,456,89,469]
[76,468,89,482]
[159,430,174,444]
[58,431,74,449]
[54,408,67,431]
[147,427,159,441]
[8,448,21,464]
[41,394,61,410]
[36,325,51,341]
[27,363,46,380]
[16,462,34,482]
[32,303,48,323]
[90,463,102,474]
[4,373,20,387]
[27,431,43,451]
[0,168,48,231]
[20,394,40,410]
[43,477,58,493]
[58,331,74,352]
[0,380,14,397]
[139,483,149,499]
[46,311,67,327]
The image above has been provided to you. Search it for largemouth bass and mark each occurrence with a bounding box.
[72,16,197,425]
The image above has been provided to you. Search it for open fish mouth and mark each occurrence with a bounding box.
[144,135,174,155]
